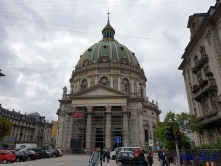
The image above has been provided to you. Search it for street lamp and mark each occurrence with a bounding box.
[0,69,5,77]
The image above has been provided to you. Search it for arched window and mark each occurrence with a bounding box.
[202,98,209,114]
[99,76,109,86]
[122,78,129,93]
[211,93,219,112]
[81,79,88,90]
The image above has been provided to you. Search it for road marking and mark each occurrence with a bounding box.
[108,160,114,166]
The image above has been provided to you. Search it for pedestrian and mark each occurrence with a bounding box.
[138,149,145,166]
[89,148,95,166]
[147,147,153,166]
[99,148,104,166]
[103,149,106,162]
[106,149,110,163]
[165,149,172,166]
[159,148,168,166]
[89,147,100,166]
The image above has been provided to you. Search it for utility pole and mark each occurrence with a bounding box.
[175,141,181,166]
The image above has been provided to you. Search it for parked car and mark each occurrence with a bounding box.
[50,149,60,157]
[57,149,63,157]
[14,151,28,162]
[0,150,16,164]
[22,150,38,160]
[116,151,135,166]
[45,150,52,158]
[27,148,46,159]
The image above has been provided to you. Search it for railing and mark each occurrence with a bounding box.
[193,79,217,101]
[170,149,221,166]
[192,55,209,74]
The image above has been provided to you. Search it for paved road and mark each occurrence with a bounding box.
[0,154,162,166]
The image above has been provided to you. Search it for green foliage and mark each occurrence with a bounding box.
[0,117,13,141]
[154,111,202,148]
[192,136,221,149]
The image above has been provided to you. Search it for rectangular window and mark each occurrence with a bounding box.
[145,130,149,142]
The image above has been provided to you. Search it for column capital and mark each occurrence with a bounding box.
[122,106,129,112]
[86,106,93,113]
[138,109,143,116]
[105,106,111,112]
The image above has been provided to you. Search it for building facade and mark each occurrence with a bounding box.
[56,20,161,151]
[0,104,53,148]
[179,1,221,145]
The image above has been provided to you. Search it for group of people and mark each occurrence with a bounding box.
[89,147,110,166]
[138,147,154,166]
[157,148,173,166]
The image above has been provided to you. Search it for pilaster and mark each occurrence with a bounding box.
[123,106,129,146]
[105,106,111,149]
[85,106,92,150]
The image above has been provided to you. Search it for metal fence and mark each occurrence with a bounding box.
[170,149,221,166]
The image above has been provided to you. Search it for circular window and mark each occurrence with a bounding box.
[101,56,108,62]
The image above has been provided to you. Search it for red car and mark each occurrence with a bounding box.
[0,150,16,164]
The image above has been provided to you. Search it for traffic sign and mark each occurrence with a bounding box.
[114,136,122,143]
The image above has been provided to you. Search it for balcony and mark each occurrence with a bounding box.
[192,55,208,74]
[193,79,217,102]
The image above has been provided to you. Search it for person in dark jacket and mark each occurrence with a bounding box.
[138,149,145,166]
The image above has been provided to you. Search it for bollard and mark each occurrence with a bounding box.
[211,162,214,166]
[206,162,210,166]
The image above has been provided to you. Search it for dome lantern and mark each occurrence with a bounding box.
[102,11,115,39]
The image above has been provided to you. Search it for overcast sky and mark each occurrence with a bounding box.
[0,0,215,121]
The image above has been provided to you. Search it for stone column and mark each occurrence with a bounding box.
[85,107,92,150]
[105,106,111,149]
[138,110,145,148]
[123,106,129,146]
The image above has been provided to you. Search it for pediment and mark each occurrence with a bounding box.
[72,84,127,97]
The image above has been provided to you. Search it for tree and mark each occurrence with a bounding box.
[154,111,202,149]
[0,117,13,141]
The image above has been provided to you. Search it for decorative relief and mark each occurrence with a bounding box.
[112,69,118,74]
[205,30,211,46]
[101,55,108,62]
[121,58,127,64]
[83,59,89,65]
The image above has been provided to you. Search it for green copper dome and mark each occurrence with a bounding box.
[76,21,140,69]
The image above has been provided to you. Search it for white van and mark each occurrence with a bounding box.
[110,147,141,160]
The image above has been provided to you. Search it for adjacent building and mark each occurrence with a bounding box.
[0,104,53,148]
[179,1,221,145]
[56,19,161,151]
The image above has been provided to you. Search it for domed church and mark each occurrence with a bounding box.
[56,18,161,151]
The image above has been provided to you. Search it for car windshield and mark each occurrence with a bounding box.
[129,153,134,158]
[120,152,127,157]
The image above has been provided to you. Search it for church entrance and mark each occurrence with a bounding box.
[95,128,104,149]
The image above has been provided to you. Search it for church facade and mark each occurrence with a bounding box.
[56,19,161,150]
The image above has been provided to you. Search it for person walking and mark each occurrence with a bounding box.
[106,149,110,163]
[165,149,172,166]
[89,148,95,166]
[89,147,100,166]
[138,149,145,166]
[147,147,153,166]
[159,148,167,166]
[99,148,104,166]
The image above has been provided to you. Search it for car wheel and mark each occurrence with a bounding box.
[16,158,20,162]
[3,159,7,164]
[112,155,116,160]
